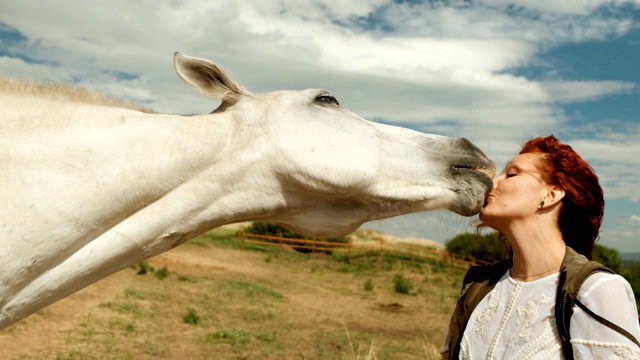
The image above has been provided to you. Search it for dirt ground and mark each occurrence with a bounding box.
[0,232,461,360]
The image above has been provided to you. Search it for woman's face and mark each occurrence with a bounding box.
[479,152,549,229]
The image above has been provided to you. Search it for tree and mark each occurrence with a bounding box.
[243,222,309,239]
[619,263,640,312]
[593,244,623,273]
[242,222,348,253]
[445,232,507,263]
[593,246,640,313]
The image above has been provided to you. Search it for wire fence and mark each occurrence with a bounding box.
[237,232,492,269]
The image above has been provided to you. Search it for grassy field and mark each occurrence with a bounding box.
[0,228,466,360]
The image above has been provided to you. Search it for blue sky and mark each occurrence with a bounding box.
[1,1,639,253]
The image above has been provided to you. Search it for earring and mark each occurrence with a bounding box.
[538,200,545,209]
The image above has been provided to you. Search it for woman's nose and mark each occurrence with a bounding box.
[492,175,503,188]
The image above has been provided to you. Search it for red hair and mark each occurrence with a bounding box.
[520,135,604,259]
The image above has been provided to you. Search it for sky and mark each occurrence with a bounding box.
[1,0,639,253]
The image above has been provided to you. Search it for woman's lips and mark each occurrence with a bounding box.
[483,194,494,208]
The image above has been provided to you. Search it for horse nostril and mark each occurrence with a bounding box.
[451,164,494,179]
[451,163,475,173]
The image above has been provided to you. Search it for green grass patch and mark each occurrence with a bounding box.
[183,308,200,326]
[124,287,145,300]
[205,329,253,349]
[394,273,414,294]
[364,278,374,291]
[100,301,153,318]
[218,280,284,301]
[154,266,170,280]
[240,309,275,321]
[132,260,154,275]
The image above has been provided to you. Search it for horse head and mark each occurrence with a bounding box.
[174,53,495,237]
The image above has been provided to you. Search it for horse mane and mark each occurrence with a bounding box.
[0,77,156,114]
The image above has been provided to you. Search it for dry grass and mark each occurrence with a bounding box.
[0,229,464,359]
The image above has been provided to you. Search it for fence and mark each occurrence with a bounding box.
[237,232,640,322]
[237,232,492,268]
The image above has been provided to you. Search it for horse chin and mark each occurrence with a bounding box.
[449,173,493,216]
[450,201,484,217]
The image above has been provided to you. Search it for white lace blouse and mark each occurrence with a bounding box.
[445,271,640,359]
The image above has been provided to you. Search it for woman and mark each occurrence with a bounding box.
[442,135,640,359]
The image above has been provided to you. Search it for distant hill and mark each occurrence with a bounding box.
[221,222,446,250]
[620,252,640,261]
[350,229,445,250]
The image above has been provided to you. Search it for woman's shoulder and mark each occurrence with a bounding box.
[571,272,640,355]
[578,272,633,299]
[575,272,639,337]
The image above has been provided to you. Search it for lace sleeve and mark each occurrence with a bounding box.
[570,273,640,359]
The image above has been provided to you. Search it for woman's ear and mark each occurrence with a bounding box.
[543,185,565,207]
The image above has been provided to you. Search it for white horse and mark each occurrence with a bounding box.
[0,53,495,329]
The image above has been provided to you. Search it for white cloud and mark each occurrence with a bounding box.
[0,56,59,80]
[371,0,637,46]
[631,215,640,222]
[1,1,636,121]
[483,0,640,16]
[1,0,639,250]
[561,120,640,201]
[542,81,636,103]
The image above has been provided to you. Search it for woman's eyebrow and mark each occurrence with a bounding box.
[502,161,536,174]
[502,162,520,172]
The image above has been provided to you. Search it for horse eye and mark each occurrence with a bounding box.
[315,94,339,106]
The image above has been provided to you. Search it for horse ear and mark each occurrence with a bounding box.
[173,52,248,101]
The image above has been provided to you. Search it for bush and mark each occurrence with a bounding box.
[183,308,200,326]
[619,262,640,313]
[133,260,154,275]
[393,274,413,294]
[154,266,170,280]
[593,244,623,273]
[445,232,507,263]
[243,222,307,239]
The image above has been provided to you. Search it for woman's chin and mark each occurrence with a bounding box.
[478,208,498,228]
[479,207,490,222]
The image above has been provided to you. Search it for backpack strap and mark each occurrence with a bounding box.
[448,259,512,358]
[574,300,640,348]
[555,247,639,358]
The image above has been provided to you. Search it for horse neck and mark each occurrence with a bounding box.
[0,101,286,329]
[50,110,236,216]
[2,106,239,269]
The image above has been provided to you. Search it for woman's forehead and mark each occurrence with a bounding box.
[504,153,542,171]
